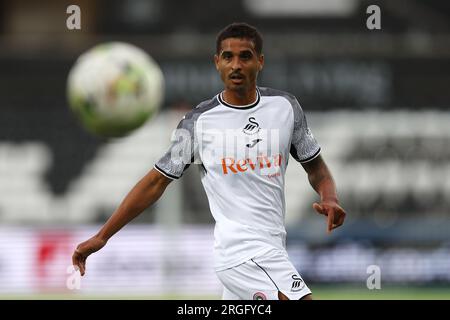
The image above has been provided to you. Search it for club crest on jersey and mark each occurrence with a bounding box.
[291,274,305,292]
[243,117,260,135]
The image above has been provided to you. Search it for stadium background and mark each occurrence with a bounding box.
[1,0,450,299]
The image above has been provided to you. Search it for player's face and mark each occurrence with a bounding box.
[214,38,264,93]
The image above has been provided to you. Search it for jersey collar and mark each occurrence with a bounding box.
[217,87,261,110]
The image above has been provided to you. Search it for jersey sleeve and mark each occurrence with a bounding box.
[154,112,197,180]
[290,98,321,163]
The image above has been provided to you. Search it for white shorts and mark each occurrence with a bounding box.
[216,249,311,300]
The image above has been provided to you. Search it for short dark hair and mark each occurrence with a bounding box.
[216,22,263,56]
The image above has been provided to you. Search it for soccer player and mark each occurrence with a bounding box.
[72,22,346,300]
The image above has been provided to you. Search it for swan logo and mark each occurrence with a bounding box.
[243,117,260,135]
[291,274,305,292]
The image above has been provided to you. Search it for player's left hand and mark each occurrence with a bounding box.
[313,201,346,234]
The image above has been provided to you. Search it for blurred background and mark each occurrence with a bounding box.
[1,0,450,299]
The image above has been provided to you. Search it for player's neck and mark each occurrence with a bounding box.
[222,88,257,107]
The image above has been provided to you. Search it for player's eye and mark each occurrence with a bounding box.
[222,52,232,60]
[240,52,252,60]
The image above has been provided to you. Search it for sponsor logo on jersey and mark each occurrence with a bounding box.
[291,274,305,292]
[221,154,282,174]
[243,117,260,135]
[246,138,262,148]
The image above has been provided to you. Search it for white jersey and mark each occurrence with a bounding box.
[155,87,321,271]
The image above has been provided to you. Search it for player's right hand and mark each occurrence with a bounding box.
[72,236,107,276]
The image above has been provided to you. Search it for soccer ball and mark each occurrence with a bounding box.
[67,42,164,137]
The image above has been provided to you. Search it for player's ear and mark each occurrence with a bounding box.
[258,54,264,71]
[214,54,220,70]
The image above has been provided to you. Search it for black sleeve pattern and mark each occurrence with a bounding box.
[289,98,321,163]
[154,98,218,179]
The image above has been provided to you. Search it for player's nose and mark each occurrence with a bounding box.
[231,57,242,70]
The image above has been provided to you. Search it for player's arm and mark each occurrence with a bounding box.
[301,154,346,233]
[72,168,172,275]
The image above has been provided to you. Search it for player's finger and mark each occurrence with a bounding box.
[327,209,334,234]
[72,260,83,276]
[335,208,346,225]
[313,203,326,216]
[76,257,85,276]
[337,212,346,226]
[72,248,86,276]
[331,210,346,230]
[80,259,86,276]
[72,252,79,267]
[74,263,82,276]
